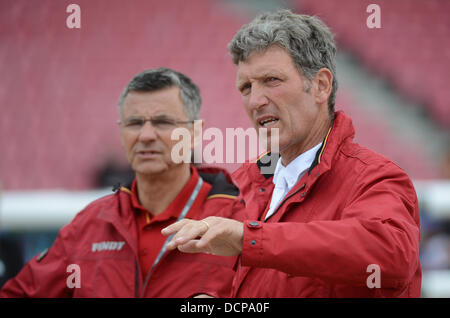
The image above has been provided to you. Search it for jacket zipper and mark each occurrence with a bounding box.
[141,263,155,297]
[264,183,306,222]
[139,251,168,297]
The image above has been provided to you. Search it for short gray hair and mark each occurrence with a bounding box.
[118,68,202,120]
[228,9,338,118]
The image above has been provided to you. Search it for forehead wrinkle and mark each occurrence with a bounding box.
[237,67,284,87]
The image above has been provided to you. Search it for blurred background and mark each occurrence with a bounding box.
[0,0,449,297]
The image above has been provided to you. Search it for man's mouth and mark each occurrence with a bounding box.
[136,150,162,157]
[258,116,279,127]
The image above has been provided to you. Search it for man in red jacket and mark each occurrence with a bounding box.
[163,10,422,297]
[0,68,240,297]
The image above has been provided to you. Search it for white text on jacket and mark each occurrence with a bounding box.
[92,241,126,252]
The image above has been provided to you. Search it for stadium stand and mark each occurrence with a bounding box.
[295,0,450,128]
[0,0,442,191]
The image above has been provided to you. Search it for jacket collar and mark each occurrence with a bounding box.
[273,142,323,189]
[253,111,356,223]
[256,111,355,180]
[114,165,239,200]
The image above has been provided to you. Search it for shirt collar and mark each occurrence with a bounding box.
[131,165,200,223]
[273,142,323,189]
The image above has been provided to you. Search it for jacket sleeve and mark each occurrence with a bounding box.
[0,224,74,298]
[241,162,420,290]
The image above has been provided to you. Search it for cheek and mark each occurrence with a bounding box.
[278,109,305,140]
[121,134,136,157]
[160,133,182,158]
[289,107,317,140]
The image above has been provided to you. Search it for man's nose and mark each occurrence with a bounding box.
[138,121,158,142]
[248,84,269,111]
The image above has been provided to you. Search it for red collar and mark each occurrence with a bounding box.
[131,166,201,225]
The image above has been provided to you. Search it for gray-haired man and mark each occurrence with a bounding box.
[163,10,421,298]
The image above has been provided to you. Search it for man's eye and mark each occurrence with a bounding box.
[266,77,279,83]
[240,84,251,95]
[153,118,176,128]
[126,119,143,127]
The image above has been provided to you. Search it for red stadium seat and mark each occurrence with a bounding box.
[295,0,450,128]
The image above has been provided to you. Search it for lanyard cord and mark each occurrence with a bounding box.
[140,177,204,295]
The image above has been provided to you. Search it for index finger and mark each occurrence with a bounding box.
[161,219,190,236]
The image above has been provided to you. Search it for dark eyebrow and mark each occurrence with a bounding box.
[125,114,174,120]
[152,114,173,119]
[260,70,284,79]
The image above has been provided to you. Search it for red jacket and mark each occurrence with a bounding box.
[0,167,239,298]
[231,111,421,297]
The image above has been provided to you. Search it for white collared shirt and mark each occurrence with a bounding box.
[265,143,322,220]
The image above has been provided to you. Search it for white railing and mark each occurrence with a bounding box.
[0,188,111,231]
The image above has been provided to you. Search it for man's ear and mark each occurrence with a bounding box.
[313,68,333,105]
